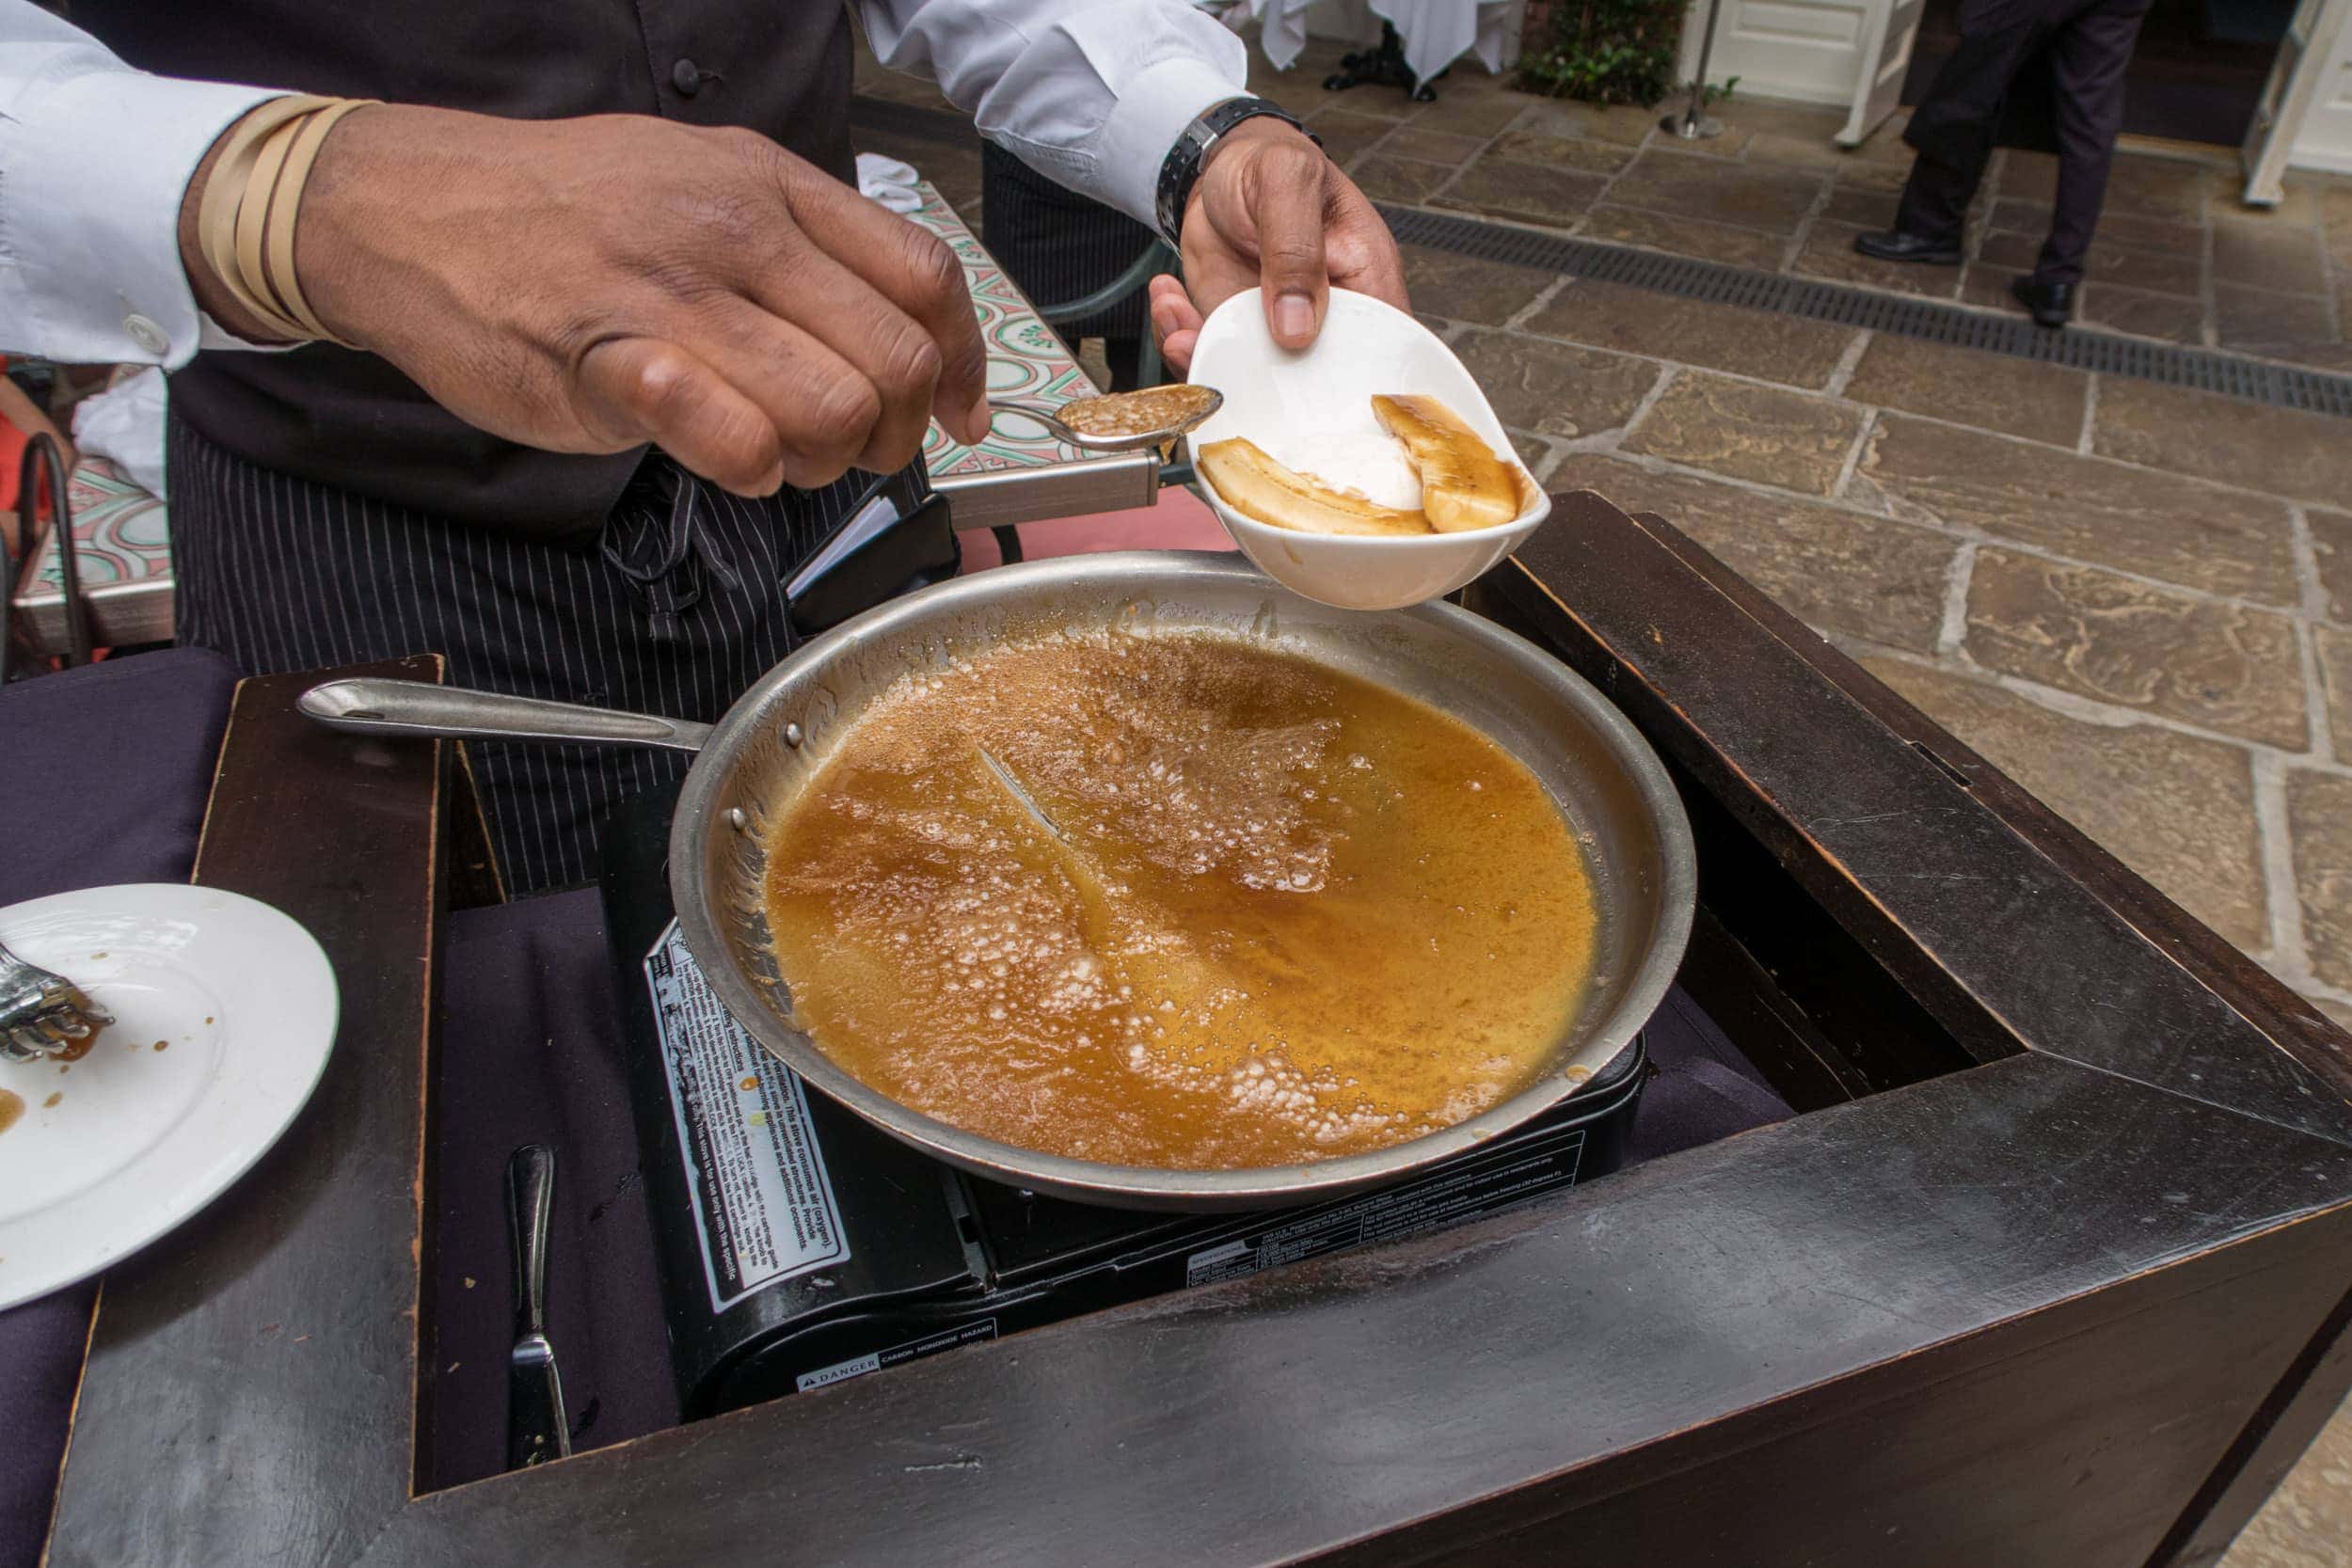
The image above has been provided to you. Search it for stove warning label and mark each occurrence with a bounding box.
[646,921,850,1313]
[794,1319,999,1394]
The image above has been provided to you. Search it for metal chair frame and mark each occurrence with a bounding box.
[5,433,95,680]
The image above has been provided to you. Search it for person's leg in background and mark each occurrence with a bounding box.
[2014,0,2158,325]
[979,143,1158,389]
[1858,0,2049,263]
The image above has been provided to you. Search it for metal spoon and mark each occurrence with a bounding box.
[983,385,1224,451]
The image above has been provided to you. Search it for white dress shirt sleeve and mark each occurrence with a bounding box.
[0,1,289,369]
[857,0,1249,230]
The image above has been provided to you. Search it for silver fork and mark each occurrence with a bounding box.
[0,938,116,1064]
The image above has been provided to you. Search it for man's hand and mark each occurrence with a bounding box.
[181,104,992,497]
[1148,118,1407,377]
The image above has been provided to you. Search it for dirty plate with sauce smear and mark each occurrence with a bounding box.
[0,884,337,1308]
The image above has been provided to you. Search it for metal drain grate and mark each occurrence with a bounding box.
[1379,204,2352,419]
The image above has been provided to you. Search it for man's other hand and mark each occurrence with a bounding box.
[186,104,993,497]
[1149,118,1407,377]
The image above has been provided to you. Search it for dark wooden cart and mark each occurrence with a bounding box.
[45,495,2352,1567]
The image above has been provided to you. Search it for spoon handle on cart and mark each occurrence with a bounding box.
[297,678,712,752]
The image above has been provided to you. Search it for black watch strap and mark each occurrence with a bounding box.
[1153,96,1317,248]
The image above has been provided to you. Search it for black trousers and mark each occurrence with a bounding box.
[1897,0,2156,284]
[168,417,955,895]
[980,141,1156,391]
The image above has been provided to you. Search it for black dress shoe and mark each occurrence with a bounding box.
[2010,276,2075,328]
[1852,230,1963,265]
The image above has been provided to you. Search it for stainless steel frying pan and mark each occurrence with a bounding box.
[300,551,1695,1210]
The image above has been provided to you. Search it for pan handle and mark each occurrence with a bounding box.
[297,678,712,752]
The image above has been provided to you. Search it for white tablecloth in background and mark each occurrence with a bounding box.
[1210,0,1516,85]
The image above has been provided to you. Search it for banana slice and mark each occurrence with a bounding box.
[1370,395,1522,534]
[1198,438,1433,537]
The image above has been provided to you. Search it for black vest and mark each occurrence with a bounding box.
[76,0,855,539]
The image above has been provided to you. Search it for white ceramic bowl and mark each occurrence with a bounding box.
[1184,286,1549,611]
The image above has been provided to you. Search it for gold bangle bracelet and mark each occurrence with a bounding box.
[197,94,375,348]
[233,114,308,332]
[266,100,373,342]
[198,95,332,341]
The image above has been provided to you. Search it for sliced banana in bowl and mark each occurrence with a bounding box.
[1193,437,1432,537]
[1184,287,1550,611]
[1371,394,1532,534]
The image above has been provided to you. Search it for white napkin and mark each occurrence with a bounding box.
[70,366,169,501]
[855,152,923,214]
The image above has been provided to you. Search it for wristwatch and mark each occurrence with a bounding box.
[1154,96,1320,248]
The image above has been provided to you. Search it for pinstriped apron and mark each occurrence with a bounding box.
[168,415,954,894]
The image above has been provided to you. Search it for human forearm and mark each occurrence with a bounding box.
[858,0,1247,227]
[855,0,1406,374]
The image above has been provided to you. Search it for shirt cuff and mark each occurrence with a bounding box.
[1091,54,1247,230]
[0,70,288,371]
[198,313,300,354]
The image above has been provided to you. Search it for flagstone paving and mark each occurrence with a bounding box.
[1245,35,2352,362]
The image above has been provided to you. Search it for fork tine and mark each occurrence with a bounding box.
[55,990,112,1030]
[7,1022,59,1059]
[0,936,113,1040]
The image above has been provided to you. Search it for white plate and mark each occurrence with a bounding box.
[0,884,338,1308]
[1185,286,1550,611]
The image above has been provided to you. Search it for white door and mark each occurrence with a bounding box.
[2241,0,2352,201]
[1669,0,1922,130]
[1838,0,1926,145]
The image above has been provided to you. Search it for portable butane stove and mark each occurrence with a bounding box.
[599,783,1648,1419]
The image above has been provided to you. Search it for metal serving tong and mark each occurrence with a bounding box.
[983,384,1223,452]
[0,937,115,1064]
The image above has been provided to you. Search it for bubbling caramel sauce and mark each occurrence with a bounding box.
[761,630,1598,1170]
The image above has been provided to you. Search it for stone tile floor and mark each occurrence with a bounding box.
[850,30,2352,1563]
[1257,37,2352,367]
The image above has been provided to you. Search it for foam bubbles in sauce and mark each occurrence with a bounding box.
[761,630,1598,1170]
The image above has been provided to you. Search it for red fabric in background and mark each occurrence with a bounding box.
[0,427,29,521]
[0,356,51,520]
[956,487,1233,574]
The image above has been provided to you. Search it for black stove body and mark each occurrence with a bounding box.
[601,784,1646,1418]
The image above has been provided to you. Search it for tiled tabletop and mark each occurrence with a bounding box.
[14,456,172,651]
[913,182,1158,530]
